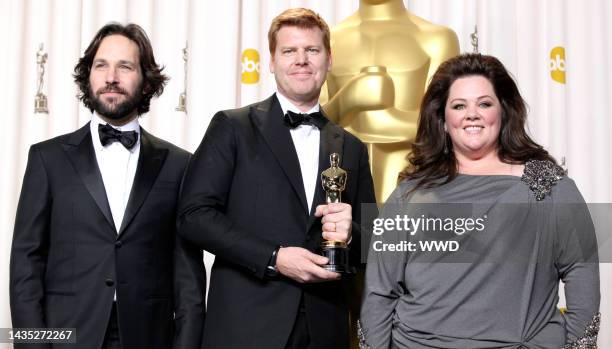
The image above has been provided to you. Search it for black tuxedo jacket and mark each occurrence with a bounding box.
[178,95,376,349]
[10,123,206,349]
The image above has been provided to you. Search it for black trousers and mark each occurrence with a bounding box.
[285,299,310,349]
[101,303,121,349]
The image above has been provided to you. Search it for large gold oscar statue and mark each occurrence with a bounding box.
[320,2,459,347]
[322,0,460,203]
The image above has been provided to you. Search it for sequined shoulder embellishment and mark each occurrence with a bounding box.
[521,160,565,201]
[562,312,600,349]
[357,320,371,349]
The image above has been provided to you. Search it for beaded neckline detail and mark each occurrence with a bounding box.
[520,160,565,201]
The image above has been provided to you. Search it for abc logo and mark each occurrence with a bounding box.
[241,48,260,84]
[549,46,565,84]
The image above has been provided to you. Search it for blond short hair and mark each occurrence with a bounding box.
[268,8,331,55]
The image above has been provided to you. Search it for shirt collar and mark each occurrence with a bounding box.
[275,92,320,117]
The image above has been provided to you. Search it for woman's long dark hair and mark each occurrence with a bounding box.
[73,23,168,115]
[399,53,555,191]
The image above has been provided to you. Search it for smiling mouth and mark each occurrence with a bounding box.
[291,71,312,76]
[464,125,484,133]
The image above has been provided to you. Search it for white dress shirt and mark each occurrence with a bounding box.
[90,113,140,233]
[276,92,321,213]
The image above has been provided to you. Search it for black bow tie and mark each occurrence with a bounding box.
[283,110,327,129]
[98,123,138,150]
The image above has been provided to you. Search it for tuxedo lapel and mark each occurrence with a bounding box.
[307,115,344,228]
[62,123,115,231]
[119,128,167,235]
[252,95,309,213]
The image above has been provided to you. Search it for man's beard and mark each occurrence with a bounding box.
[90,83,143,121]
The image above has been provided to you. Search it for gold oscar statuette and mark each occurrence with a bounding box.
[471,25,479,53]
[176,42,188,112]
[35,43,49,114]
[320,153,355,274]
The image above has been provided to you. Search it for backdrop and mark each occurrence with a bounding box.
[1,0,610,347]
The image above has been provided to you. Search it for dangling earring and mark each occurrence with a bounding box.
[443,122,449,155]
[443,136,449,155]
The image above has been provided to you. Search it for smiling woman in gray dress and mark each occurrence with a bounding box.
[359,54,600,349]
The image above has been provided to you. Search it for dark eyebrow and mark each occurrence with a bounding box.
[449,95,495,103]
[118,60,137,66]
[92,58,136,66]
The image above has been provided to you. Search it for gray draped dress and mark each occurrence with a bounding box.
[360,161,600,349]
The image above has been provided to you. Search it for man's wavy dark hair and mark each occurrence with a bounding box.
[399,53,556,191]
[73,23,168,115]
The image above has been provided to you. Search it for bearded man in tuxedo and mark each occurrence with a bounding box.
[10,23,206,349]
